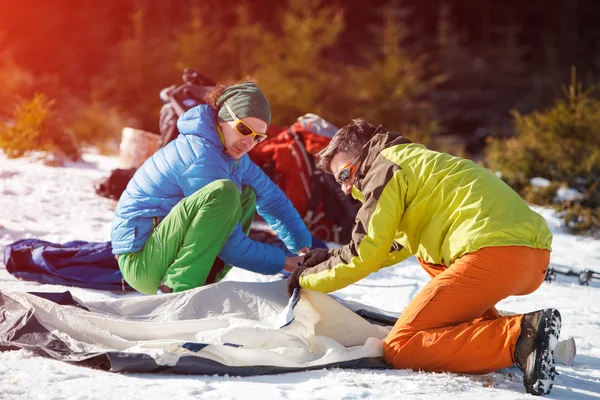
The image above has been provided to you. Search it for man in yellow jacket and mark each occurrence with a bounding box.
[287,118,561,396]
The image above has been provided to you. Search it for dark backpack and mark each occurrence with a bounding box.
[94,168,137,201]
[95,69,214,201]
[157,69,215,148]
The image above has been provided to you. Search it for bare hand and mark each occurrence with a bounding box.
[298,247,310,256]
[283,255,303,273]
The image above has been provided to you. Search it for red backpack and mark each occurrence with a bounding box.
[250,114,358,244]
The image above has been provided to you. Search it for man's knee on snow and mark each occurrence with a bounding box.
[382,329,417,368]
[119,253,162,295]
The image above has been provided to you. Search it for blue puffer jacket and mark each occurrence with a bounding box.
[111,105,312,274]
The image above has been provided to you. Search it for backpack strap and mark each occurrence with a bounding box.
[287,128,313,176]
[287,129,321,227]
[285,128,312,206]
[305,168,325,223]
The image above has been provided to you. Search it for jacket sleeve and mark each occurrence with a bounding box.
[242,158,312,253]
[176,142,287,275]
[219,223,286,274]
[381,247,412,267]
[298,158,407,293]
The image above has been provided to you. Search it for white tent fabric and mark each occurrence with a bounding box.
[0,280,393,374]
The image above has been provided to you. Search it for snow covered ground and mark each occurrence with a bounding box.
[0,152,599,400]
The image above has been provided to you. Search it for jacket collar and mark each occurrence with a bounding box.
[177,104,224,149]
[353,126,411,191]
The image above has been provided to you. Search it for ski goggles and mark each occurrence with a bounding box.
[336,156,361,184]
[224,103,268,144]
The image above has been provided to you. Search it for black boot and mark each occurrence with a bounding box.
[514,309,562,396]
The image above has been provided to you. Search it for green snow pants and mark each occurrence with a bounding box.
[118,179,256,294]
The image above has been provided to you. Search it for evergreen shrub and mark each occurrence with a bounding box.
[485,69,600,235]
[0,93,80,161]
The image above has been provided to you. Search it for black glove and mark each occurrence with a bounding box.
[287,265,308,297]
[287,248,332,297]
[300,248,331,268]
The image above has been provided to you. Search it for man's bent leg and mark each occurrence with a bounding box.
[417,258,500,322]
[208,185,257,284]
[384,246,550,374]
[119,179,241,294]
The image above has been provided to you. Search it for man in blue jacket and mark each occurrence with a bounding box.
[111,80,312,294]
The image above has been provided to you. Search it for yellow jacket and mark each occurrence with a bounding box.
[299,130,552,293]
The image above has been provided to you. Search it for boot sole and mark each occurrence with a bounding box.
[525,308,562,396]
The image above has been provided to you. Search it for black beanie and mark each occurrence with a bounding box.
[216,82,271,126]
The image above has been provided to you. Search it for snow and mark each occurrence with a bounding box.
[531,177,551,188]
[1,151,600,400]
[529,177,585,203]
[555,187,584,202]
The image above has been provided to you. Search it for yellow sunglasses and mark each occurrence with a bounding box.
[224,103,268,144]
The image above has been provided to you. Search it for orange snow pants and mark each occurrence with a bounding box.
[383,246,550,374]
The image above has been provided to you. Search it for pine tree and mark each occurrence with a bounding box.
[343,1,437,144]
[250,0,346,126]
[433,2,531,152]
[95,4,178,132]
[174,2,226,82]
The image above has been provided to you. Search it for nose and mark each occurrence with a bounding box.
[240,136,254,149]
